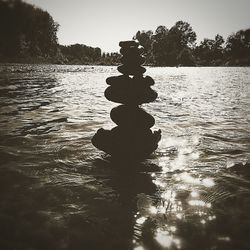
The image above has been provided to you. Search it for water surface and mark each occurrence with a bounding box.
[0,64,250,250]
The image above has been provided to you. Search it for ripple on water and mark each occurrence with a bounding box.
[0,65,250,250]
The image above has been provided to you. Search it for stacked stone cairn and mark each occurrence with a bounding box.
[92,40,161,161]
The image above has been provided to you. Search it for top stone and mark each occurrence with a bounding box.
[119,40,139,48]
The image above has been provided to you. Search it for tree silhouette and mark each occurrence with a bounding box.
[148,21,196,66]
[226,29,250,65]
[169,21,197,48]
[134,30,154,64]
[0,0,59,61]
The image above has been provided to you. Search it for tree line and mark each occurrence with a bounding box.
[0,0,249,66]
[59,44,120,65]
[0,0,59,63]
[134,22,250,66]
[0,0,119,65]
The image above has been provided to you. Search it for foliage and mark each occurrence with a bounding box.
[0,0,59,62]
[134,21,197,66]
[0,0,120,65]
[134,23,250,66]
[60,44,120,65]
[133,30,154,64]
[194,34,225,65]
[225,29,250,65]
[60,44,101,64]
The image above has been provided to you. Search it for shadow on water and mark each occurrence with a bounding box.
[91,158,159,250]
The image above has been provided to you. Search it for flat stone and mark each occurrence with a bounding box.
[133,75,155,86]
[106,75,132,86]
[104,85,158,105]
[120,45,144,56]
[117,65,146,76]
[120,55,146,66]
[110,105,155,128]
[91,127,161,160]
[106,75,155,88]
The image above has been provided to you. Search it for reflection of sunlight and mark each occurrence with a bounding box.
[176,213,183,219]
[133,148,217,250]
[159,156,171,173]
[188,199,211,208]
[155,229,181,248]
[202,178,215,187]
[149,206,158,214]
[158,135,201,172]
[201,219,206,224]
[191,152,200,159]
[170,226,177,232]
[192,135,200,145]
[217,236,231,242]
[208,215,216,221]
[170,153,186,171]
[190,191,199,198]
[176,172,215,188]
[158,205,166,214]
[153,179,167,188]
[159,156,170,168]
[134,245,145,250]
[155,232,171,248]
[177,184,188,190]
[159,136,187,149]
[136,216,147,225]
[161,190,176,202]
[175,172,200,184]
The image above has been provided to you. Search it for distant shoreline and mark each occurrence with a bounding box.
[1,55,250,67]
[0,62,249,68]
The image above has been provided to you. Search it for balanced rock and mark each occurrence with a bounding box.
[92,40,161,162]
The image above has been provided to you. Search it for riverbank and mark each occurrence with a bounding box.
[1,56,250,67]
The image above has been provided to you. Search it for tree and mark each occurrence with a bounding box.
[169,21,197,49]
[151,26,170,65]
[133,30,153,63]
[194,34,225,65]
[59,44,103,64]
[214,34,225,61]
[195,38,215,64]
[152,21,197,66]
[226,29,250,64]
[0,0,59,61]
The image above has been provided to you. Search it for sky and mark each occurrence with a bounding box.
[24,0,250,52]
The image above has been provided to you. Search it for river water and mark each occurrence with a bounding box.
[0,64,250,250]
